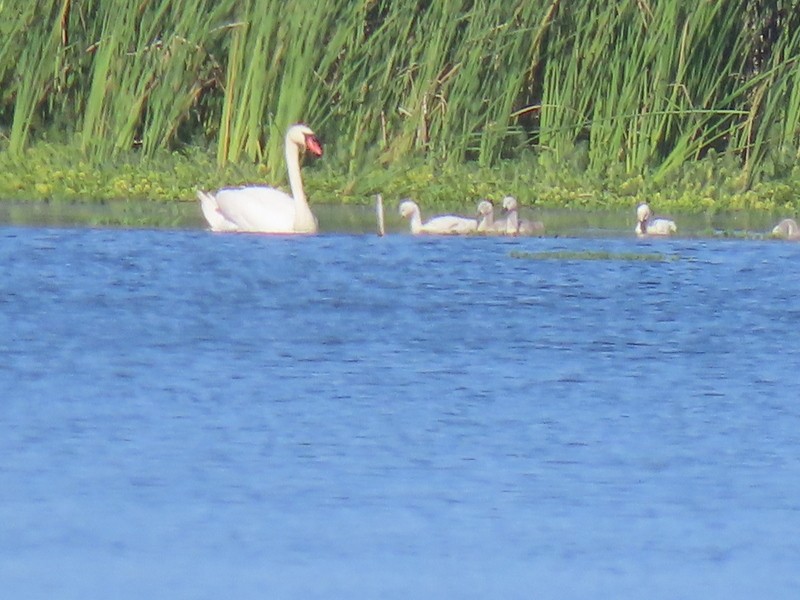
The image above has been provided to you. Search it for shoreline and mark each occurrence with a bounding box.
[0,198,789,239]
[1,142,798,238]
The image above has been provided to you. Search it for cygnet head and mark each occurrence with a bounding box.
[636,203,653,223]
[502,196,518,212]
[398,199,419,218]
[477,200,494,216]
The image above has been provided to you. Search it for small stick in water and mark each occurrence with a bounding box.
[376,193,385,236]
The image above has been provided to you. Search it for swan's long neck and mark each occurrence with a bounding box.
[478,210,493,231]
[506,209,519,234]
[285,133,316,232]
[409,206,423,234]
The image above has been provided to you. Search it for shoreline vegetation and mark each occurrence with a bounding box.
[1,2,799,217]
[1,141,798,216]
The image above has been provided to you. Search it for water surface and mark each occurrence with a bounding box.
[1,226,799,599]
[0,198,787,237]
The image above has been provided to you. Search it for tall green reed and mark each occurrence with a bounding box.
[1,0,799,192]
[2,2,68,155]
[78,0,227,158]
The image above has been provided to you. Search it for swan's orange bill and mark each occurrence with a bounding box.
[305,134,323,157]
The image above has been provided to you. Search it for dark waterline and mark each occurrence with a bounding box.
[1,226,799,599]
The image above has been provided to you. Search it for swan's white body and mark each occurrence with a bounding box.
[635,203,676,237]
[477,200,507,234]
[502,196,544,236]
[772,218,800,240]
[197,124,323,234]
[399,200,477,235]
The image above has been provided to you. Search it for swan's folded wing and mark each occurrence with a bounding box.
[518,219,545,235]
[649,218,677,235]
[422,215,477,234]
[198,191,239,232]
[214,186,296,233]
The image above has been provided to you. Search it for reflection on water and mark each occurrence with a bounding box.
[1,226,799,599]
[0,198,790,237]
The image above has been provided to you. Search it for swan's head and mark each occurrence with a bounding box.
[636,203,653,223]
[477,200,494,216]
[399,199,419,219]
[287,123,323,157]
[501,196,518,212]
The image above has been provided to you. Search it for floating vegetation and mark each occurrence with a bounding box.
[711,228,769,240]
[510,250,677,262]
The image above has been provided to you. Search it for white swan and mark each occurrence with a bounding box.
[476,200,507,234]
[772,218,800,240]
[197,124,323,234]
[399,199,478,235]
[635,203,676,236]
[502,196,544,236]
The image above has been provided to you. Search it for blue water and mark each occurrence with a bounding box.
[1,226,799,599]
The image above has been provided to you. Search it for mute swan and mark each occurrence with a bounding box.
[771,218,800,240]
[502,196,544,236]
[399,200,477,235]
[476,200,507,234]
[197,124,323,234]
[635,203,676,236]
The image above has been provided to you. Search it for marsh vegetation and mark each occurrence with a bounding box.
[1,1,799,215]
